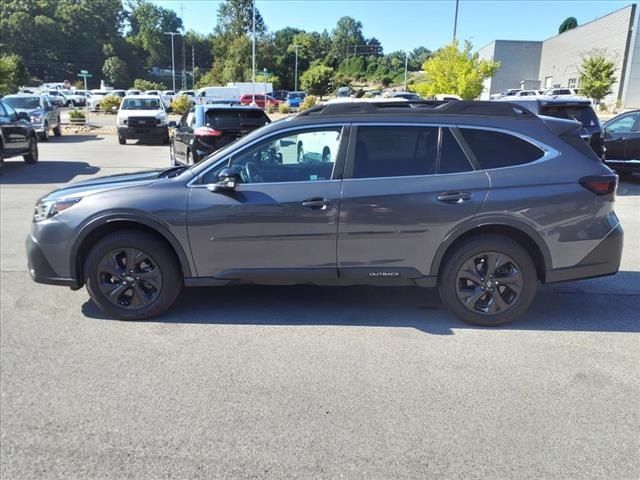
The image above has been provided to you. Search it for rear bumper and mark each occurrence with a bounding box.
[118,125,168,139]
[26,234,79,288]
[545,223,623,283]
[605,159,640,173]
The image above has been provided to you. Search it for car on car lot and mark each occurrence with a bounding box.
[543,88,580,97]
[386,91,423,101]
[87,90,110,111]
[490,88,522,100]
[26,100,623,326]
[0,99,39,166]
[59,90,87,107]
[272,90,289,102]
[239,94,281,108]
[286,91,306,109]
[505,97,604,158]
[602,110,640,174]
[170,105,270,165]
[3,94,61,141]
[116,95,169,145]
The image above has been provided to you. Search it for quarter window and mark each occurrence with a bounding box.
[202,127,341,185]
[460,129,544,169]
[353,126,438,178]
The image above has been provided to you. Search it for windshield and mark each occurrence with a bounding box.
[541,105,599,128]
[4,97,40,109]
[205,109,270,129]
[121,98,162,110]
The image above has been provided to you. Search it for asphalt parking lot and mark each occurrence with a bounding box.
[1,135,639,479]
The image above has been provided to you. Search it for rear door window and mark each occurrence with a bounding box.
[204,109,270,130]
[353,126,438,178]
[460,129,544,169]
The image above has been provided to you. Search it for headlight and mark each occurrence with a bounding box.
[33,198,81,222]
[30,115,42,123]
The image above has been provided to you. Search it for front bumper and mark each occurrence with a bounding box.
[545,223,623,283]
[118,125,168,139]
[26,234,79,288]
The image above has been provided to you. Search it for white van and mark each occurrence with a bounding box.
[196,86,241,104]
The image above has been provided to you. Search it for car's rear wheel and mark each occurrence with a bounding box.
[23,136,38,164]
[53,121,62,137]
[84,231,182,320]
[438,235,537,326]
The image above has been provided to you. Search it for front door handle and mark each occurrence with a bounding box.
[436,191,472,204]
[302,197,328,209]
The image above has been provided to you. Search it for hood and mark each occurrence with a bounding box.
[39,167,189,203]
[13,108,43,116]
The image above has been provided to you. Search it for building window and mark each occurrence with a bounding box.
[568,78,577,88]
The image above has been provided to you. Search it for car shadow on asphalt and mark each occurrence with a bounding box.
[617,174,640,196]
[81,270,640,335]
[47,135,104,143]
[0,161,100,184]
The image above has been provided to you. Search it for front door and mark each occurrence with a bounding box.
[604,112,639,159]
[187,125,347,282]
[337,125,490,283]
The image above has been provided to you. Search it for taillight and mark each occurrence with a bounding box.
[580,175,617,196]
[194,127,222,137]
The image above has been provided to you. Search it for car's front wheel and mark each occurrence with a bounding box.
[438,235,537,326]
[39,122,49,141]
[23,136,39,164]
[84,230,182,320]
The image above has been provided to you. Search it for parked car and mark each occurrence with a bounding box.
[505,97,604,158]
[286,91,306,109]
[543,88,580,97]
[170,105,270,165]
[386,91,423,101]
[272,90,289,102]
[196,86,241,104]
[59,90,86,107]
[490,89,522,100]
[161,90,176,105]
[2,94,61,141]
[602,110,640,174]
[106,90,126,99]
[239,94,281,108]
[435,94,462,101]
[87,90,109,111]
[126,89,141,96]
[512,90,540,97]
[26,101,622,326]
[116,95,169,145]
[45,93,66,108]
[0,99,39,167]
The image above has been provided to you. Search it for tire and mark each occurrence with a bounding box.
[39,122,49,141]
[23,136,39,164]
[118,135,126,145]
[84,230,183,320]
[438,235,537,326]
[66,100,73,108]
[53,121,62,137]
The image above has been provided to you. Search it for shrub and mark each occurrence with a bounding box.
[101,95,122,113]
[298,95,317,112]
[171,95,192,115]
[278,103,290,114]
[265,102,276,114]
[69,109,85,119]
[132,79,166,91]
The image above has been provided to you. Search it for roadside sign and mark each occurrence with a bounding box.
[80,69,88,74]
[77,73,93,78]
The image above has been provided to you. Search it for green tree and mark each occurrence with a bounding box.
[300,64,334,99]
[329,17,365,67]
[133,78,166,90]
[412,41,500,100]
[579,52,616,105]
[102,56,129,87]
[0,54,30,95]
[559,17,578,34]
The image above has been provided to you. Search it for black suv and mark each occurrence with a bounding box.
[26,101,622,326]
[170,105,270,165]
[0,99,39,167]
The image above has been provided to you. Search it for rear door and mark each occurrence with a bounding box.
[337,124,490,282]
[174,109,195,162]
[0,101,29,153]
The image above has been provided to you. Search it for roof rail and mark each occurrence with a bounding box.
[297,100,534,118]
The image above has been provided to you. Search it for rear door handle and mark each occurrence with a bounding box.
[436,191,472,204]
[302,197,328,209]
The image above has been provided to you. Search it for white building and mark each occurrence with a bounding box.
[480,4,640,109]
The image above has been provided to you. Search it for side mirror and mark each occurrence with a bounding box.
[207,166,242,192]
[168,121,177,128]
[17,111,30,121]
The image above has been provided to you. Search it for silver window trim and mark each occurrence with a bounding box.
[187,123,347,187]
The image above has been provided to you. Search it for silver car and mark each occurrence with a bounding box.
[26,101,623,326]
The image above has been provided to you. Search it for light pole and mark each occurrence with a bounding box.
[293,44,300,91]
[404,51,409,91]
[164,32,180,92]
[453,0,459,42]
[251,0,256,105]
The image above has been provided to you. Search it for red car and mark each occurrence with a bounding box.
[239,94,282,108]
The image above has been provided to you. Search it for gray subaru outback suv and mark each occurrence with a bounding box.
[26,101,623,326]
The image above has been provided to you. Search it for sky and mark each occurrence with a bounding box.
[151,0,633,53]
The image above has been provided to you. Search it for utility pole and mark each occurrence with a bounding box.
[453,0,459,42]
[192,44,195,90]
[404,51,409,91]
[252,0,256,105]
[180,3,186,90]
[293,44,300,91]
[164,32,180,92]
